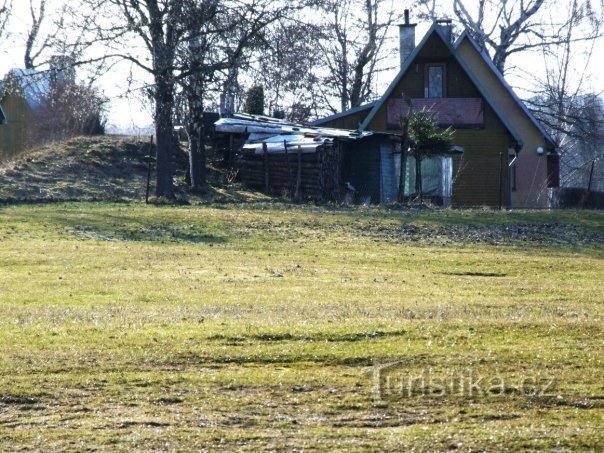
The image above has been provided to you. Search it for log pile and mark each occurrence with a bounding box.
[238,143,341,202]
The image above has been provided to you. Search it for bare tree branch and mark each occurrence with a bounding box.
[318,0,402,113]
[0,0,11,41]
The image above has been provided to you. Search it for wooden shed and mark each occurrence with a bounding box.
[215,114,401,204]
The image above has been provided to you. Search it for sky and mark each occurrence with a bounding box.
[1,0,602,133]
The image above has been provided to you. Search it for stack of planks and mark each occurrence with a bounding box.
[238,142,341,202]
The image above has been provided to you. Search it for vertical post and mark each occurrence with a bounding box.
[228,134,234,167]
[284,140,292,199]
[145,135,154,203]
[399,143,407,203]
[199,124,206,185]
[415,152,422,202]
[584,159,596,208]
[498,151,503,210]
[398,98,412,202]
[263,142,269,194]
[296,145,302,203]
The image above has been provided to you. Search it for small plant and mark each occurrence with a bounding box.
[225,167,239,184]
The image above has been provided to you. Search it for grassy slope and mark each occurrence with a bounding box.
[0,136,269,204]
[0,203,603,451]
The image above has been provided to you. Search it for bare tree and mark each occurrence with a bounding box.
[247,19,322,121]
[24,0,48,69]
[316,0,402,113]
[558,95,604,190]
[33,77,108,142]
[418,0,603,74]
[523,0,604,190]
[78,0,189,198]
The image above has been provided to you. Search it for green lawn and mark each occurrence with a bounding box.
[0,202,602,450]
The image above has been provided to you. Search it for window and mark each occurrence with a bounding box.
[424,64,446,98]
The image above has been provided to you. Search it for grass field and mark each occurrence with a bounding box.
[0,202,602,451]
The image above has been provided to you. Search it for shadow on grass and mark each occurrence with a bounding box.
[172,352,376,367]
[69,222,227,244]
[4,206,229,244]
[208,329,407,344]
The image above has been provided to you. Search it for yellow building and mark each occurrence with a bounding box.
[0,69,47,162]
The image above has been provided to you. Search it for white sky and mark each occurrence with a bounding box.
[1,0,602,133]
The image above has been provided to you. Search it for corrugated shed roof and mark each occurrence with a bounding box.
[216,113,384,154]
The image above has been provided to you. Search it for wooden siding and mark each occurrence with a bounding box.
[313,31,550,207]
[318,108,370,130]
[451,102,512,207]
[238,146,341,202]
[455,38,553,208]
[0,94,33,162]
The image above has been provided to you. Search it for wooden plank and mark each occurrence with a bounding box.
[263,142,269,194]
[296,145,302,203]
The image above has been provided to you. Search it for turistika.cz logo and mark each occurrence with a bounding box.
[367,362,557,403]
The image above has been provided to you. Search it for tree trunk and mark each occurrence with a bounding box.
[398,148,407,202]
[186,99,205,189]
[415,152,422,201]
[154,77,175,198]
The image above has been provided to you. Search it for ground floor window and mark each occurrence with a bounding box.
[400,155,453,206]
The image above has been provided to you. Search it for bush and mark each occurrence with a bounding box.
[243,85,264,115]
[32,79,108,143]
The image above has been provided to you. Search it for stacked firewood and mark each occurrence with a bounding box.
[238,143,341,202]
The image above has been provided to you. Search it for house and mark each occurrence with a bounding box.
[0,69,49,161]
[313,12,559,208]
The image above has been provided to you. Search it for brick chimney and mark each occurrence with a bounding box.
[399,9,417,69]
[436,19,453,43]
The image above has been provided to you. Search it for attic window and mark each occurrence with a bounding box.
[425,64,446,98]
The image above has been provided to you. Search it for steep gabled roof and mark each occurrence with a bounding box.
[310,101,377,127]
[453,30,556,149]
[358,23,526,147]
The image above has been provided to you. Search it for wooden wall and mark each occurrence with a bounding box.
[239,145,341,202]
[451,103,512,207]
[318,108,371,131]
